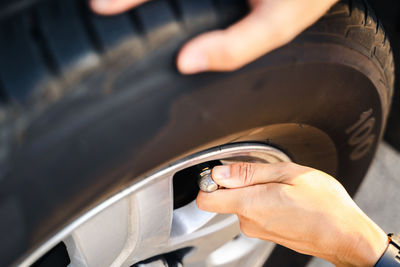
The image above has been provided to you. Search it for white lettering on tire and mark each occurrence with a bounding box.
[346,109,376,161]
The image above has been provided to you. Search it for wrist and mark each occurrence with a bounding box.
[335,214,388,267]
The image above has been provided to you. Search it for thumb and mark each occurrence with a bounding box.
[212,162,301,188]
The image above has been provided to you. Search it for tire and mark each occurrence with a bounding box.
[366,0,400,151]
[0,0,394,266]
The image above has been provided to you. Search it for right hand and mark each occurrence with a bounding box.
[90,0,339,74]
[197,162,388,267]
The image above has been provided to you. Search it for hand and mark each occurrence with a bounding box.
[90,0,339,74]
[197,162,388,267]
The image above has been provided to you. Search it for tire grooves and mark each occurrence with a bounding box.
[347,0,353,16]
[128,10,145,37]
[0,21,8,101]
[0,81,7,103]
[383,31,387,46]
[212,0,224,23]
[29,9,60,76]
[209,0,229,28]
[376,18,381,34]
[76,0,103,53]
[212,0,237,24]
[210,0,220,12]
[372,46,377,57]
[0,0,393,108]
[361,0,368,25]
[167,0,183,23]
[307,0,394,95]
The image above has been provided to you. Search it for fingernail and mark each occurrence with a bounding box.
[179,51,208,74]
[91,0,110,11]
[212,166,230,179]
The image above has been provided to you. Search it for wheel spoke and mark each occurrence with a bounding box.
[121,176,175,264]
[179,215,241,265]
[65,176,174,267]
[65,198,131,267]
[205,234,275,267]
[170,200,217,237]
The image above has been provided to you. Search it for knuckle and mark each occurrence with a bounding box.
[239,220,249,235]
[219,42,236,62]
[234,162,255,185]
[276,162,294,177]
[239,222,254,238]
[278,161,293,171]
[235,201,247,216]
[196,195,207,210]
[216,42,243,71]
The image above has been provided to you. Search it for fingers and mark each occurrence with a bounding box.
[176,0,337,74]
[197,189,244,214]
[90,0,338,73]
[197,182,285,214]
[90,0,149,15]
[211,162,306,189]
[197,185,270,214]
[176,4,293,74]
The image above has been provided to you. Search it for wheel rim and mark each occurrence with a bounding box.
[21,143,291,267]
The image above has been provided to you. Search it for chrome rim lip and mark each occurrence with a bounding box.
[19,143,291,267]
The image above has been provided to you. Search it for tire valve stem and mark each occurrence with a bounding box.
[198,167,219,193]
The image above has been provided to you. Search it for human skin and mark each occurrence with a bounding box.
[90,0,340,74]
[90,0,389,265]
[197,163,388,267]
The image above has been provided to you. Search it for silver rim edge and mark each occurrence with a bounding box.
[19,143,291,267]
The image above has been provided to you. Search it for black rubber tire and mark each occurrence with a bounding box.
[366,0,400,151]
[0,0,394,266]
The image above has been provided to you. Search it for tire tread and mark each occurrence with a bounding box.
[309,0,394,97]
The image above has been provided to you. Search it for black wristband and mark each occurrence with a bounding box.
[374,234,400,267]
